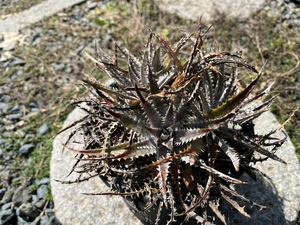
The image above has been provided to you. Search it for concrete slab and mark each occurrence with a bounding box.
[157,0,266,21]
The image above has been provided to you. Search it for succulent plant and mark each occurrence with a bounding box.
[60,28,285,225]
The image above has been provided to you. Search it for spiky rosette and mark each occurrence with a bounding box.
[61,29,285,225]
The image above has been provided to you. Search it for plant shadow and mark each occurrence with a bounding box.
[222,172,288,225]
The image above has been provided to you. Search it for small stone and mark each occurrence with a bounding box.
[6,112,23,120]
[10,58,26,67]
[36,178,50,186]
[0,95,11,103]
[0,149,3,158]
[51,63,65,71]
[0,209,17,224]
[0,188,5,200]
[75,45,85,55]
[1,202,13,211]
[32,32,41,46]
[64,65,73,73]
[29,102,39,108]
[101,33,113,49]
[4,151,14,160]
[0,169,12,183]
[40,215,61,225]
[18,144,35,156]
[0,188,14,204]
[87,1,98,9]
[0,102,11,114]
[28,102,37,107]
[37,185,48,199]
[34,199,46,209]
[37,123,50,135]
[9,104,20,113]
[0,139,5,145]
[18,203,40,218]
[12,186,32,207]
[31,195,39,205]
[17,216,31,225]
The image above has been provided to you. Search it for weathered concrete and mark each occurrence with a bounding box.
[157,0,266,21]
[0,0,86,50]
[51,108,142,225]
[51,107,300,225]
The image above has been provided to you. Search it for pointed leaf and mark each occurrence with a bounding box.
[208,75,261,119]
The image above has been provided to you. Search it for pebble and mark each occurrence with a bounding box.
[0,188,14,204]
[0,102,11,114]
[64,65,73,73]
[34,199,46,209]
[0,208,16,224]
[51,63,65,71]
[18,203,40,218]
[0,95,11,103]
[17,216,31,225]
[4,151,14,160]
[87,1,98,10]
[0,188,5,200]
[31,195,39,205]
[1,202,13,211]
[12,186,32,207]
[10,57,26,67]
[101,33,114,49]
[32,32,41,46]
[9,104,20,113]
[36,178,50,186]
[40,215,61,225]
[37,123,50,135]
[0,149,3,158]
[0,139,5,145]
[29,102,39,109]
[18,143,35,156]
[37,185,48,199]
[6,112,23,120]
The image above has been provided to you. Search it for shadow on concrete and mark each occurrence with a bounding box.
[222,172,287,225]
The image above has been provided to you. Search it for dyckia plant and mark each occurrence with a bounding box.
[60,28,285,225]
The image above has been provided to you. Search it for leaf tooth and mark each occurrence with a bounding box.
[174,126,217,146]
[128,57,141,85]
[147,64,160,94]
[218,138,241,171]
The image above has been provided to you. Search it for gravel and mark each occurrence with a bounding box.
[12,186,32,207]
[37,123,50,136]
[0,139,6,145]
[0,208,17,224]
[0,188,14,205]
[17,203,41,219]
[0,103,11,114]
[51,63,65,71]
[36,177,50,186]
[37,185,48,199]
[0,188,5,200]
[6,112,23,120]
[1,202,13,211]
[18,143,35,156]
